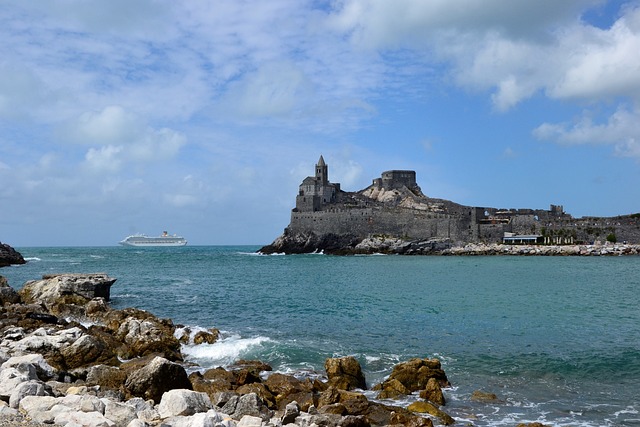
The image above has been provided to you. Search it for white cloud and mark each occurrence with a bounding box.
[534,106,640,159]
[84,145,123,173]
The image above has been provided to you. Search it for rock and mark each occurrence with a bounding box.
[237,414,263,427]
[263,372,308,407]
[107,309,181,361]
[1,354,56,380]
[157,389,213,418]
[86,364,128,391]
[325,356,367,391]
[375,378,410,399]
[470,390,500,403]
[374,358,449,394]
[103,400,137,426]
[54,410,116,427]
[61,333,118,369]
[0,243,26,267]
[419,377,446,406]
[282,400,300,424]
[123,356,192,403]
[236,383,276,408]
[9,380,46,408]
[193,328,220,344]
[407,401,455,425]
[229,392,272,421]
[18,273,116,314]
[0,277,20,305]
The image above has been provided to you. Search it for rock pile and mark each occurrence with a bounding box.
[0,273,467,427]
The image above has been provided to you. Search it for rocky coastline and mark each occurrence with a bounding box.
[259,232,640,256]
[0,271,552,427]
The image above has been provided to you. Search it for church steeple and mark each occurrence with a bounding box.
[315,155,328,185]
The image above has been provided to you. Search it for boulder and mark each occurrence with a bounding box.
[373,358,449,394]
[123,356,192,403]
[193,328,220,344]
[407,401,454,425]
[105,309,181,361]
[0,276,20,305]
[375,378,410,399]
[18,273,116,314]
[325,356,367,391]
[419,377,446,406]
[86,365,128,391]
[157,389,213,418]
[9,380,46,409]
[103,400,137,427]
[263,372,310,408]
[470,389,500,403]
[61,333,118,369]
[0,242,26,267]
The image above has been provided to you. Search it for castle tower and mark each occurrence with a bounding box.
[315,155,328,185]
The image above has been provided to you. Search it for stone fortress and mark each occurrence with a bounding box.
[261,156,640,254]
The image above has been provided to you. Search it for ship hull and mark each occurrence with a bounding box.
[119,235,187,247]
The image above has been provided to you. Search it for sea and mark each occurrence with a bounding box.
[1,245,639,426]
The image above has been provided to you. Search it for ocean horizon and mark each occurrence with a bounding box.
[2,245,639,426]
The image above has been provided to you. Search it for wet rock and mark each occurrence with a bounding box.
[470,389,500,403]
[374,358,449,395]
[325,356,367,391]
[124,356,192,403]
[264,372,309,407]
[193,328,220,344]
[407,401,454,425]
[110,312,181,361]
[419,377,446,406]
[375,378,410,399]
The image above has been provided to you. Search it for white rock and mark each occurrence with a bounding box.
[18,395,58,413]
[1,353,56,379]
[237,415,263,427]
[9,380,46,408]
[0,367,33,398]
[103,400,137,427]
[158,389,212,418]
[55,410,116,427]
[126,420,148,427]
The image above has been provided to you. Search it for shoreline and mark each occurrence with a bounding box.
[0,272,475,427]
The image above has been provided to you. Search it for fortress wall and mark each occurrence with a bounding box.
[290,208,474,242]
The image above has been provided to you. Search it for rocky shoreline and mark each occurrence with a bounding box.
[0,272,553,427]
[260,232,640,256]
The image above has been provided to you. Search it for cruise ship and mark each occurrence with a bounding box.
[119,231,187,247]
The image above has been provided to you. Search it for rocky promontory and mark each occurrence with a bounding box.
[0,242,25,267]
[261,157,640,255]
[0,272,494,427]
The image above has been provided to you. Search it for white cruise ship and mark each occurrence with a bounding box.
[119,231,187,247]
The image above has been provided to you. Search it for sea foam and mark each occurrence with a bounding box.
[182,334,271,368]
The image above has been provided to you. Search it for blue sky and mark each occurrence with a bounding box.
[1,0,640,246]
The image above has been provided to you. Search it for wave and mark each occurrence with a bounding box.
[181,334,271,369]
[24,257,41,262]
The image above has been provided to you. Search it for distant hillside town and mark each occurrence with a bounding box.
[260,156,640,254]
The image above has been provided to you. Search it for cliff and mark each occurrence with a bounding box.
[260,157,640,255]
[0,242,26,267]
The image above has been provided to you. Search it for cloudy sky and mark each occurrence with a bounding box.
[2,0,640,246]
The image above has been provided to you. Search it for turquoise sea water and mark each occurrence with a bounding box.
[2,246,639,426]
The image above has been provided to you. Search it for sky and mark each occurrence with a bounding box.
[1,0,640,247]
